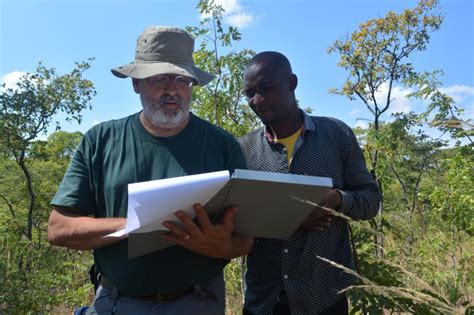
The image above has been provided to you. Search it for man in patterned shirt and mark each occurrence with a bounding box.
[239,51,381,314]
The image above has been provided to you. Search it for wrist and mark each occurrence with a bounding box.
[334,189,343,211]
[228,236,254,259]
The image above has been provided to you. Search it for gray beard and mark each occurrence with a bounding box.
[141,98,191,129]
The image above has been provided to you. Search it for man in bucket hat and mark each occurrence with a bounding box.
[48,26,252,314]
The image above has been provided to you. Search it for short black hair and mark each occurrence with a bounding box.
[247,51,293,76]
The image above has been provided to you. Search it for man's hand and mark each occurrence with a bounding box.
[160,203,254,259]
[299,189,342,231]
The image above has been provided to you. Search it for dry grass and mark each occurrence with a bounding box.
[294,197,473,314]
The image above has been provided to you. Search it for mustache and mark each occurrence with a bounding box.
[159,95,183,106]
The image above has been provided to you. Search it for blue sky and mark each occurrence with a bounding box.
[1,0,473,135]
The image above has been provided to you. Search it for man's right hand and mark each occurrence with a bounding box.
[161,203,254,259]
[48,207,126,250]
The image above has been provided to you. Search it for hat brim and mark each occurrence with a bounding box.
[111,62,214,86]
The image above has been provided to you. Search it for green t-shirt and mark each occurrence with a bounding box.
[51,112,246,294]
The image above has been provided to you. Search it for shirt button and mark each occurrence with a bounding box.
[283,275,288,279]
[282,147,287,152]
[283,248,288,253]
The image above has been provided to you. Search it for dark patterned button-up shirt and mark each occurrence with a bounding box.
[238,110,380,314]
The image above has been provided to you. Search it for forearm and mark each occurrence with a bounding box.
[338,185,380,220]
[339,123,381,220]
[48,207,126,250]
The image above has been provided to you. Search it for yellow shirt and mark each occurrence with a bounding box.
[275,126,303,167]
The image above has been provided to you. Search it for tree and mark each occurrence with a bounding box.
[0,61,95,240]
[327,1,473,311]
[327,0,446,252]
[186,0,259,137]
[30,131,83,162]
[327,0,443,180]
[0,131,92,313]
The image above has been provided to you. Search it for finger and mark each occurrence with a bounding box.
[162,221,190,239]
[193,203,212,231]
[300,217,331,230]
[300,224,324,231]
[309,206,329,219]
[320,214,333,222]
[222,206,238,231]
[174,210,202,237]
[160,232,189,247]
[310,221,329,229]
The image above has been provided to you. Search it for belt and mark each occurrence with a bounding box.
[100,276,194,304]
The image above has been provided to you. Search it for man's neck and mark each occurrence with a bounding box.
[139,112,190,137]
[268,108,303,139]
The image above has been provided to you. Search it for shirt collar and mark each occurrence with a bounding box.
[263,109,315,143]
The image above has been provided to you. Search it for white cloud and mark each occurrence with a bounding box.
[350,108,360,116]
[213,0,240,14]
[374,82,413,115]
[201,0,255,29]
[354,120,369,129]
[1,71,27,91]
[226,13,253,29]
[439,84,474,103]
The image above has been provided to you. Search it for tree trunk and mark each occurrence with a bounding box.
[18,159,35,240]
[372,113,384,257]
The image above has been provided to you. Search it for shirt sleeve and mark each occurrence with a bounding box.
[50,133,97,216]
[227,137,247,172]
[337,124,380,220]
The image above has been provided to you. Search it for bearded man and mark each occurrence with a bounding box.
[47,26,249,314]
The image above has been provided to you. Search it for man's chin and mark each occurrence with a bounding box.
[258,112,274,125]
[146,110,190,129]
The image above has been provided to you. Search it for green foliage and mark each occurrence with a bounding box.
[327,0,446,186]
[186,0,259,137]
[327,2,472,312]
[1,1,472,314]
[422,151,474,235]
[224,259,245,314]
[328,0,442,118]
[0,60,96,153]
[405,70,474,146]
[0,131,94,313]
[0,218,93,313]
[0,60,95,240]
[30,131,83,161]
[348,118,473,313]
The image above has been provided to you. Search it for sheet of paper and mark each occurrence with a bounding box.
[106,170,230,237]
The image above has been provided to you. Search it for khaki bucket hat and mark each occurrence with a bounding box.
[111,26,214,86]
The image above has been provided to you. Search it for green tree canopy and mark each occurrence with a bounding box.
[0,60,95,239]
[328,0,443,130]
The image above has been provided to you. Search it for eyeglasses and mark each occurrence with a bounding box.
[147,75,195,88]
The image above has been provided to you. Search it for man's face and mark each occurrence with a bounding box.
[243,62,296,125]
[133,74,194,129]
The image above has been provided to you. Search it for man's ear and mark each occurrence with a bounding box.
[289,74,298,91]
[132,78,140,94]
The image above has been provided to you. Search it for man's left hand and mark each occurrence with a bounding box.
[161,203,253,259]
